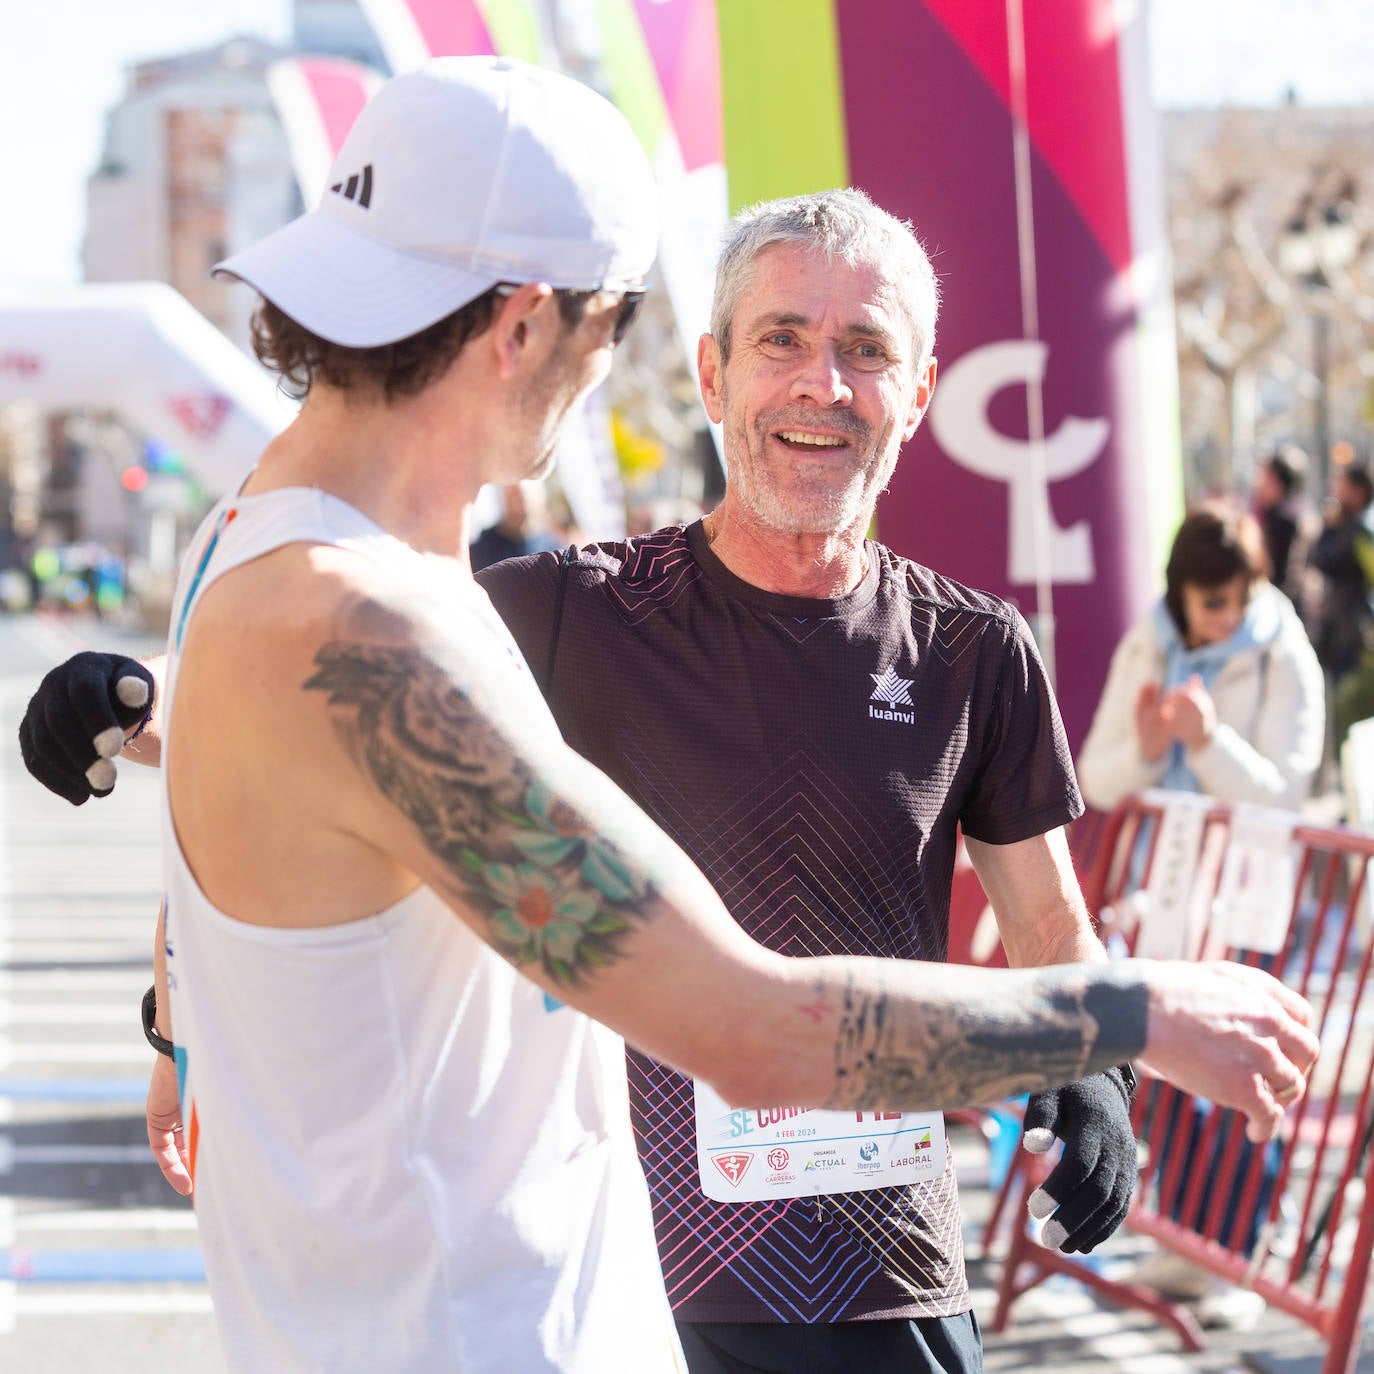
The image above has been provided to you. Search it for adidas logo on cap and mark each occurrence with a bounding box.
[330,164,373,209]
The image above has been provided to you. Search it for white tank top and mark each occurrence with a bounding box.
[161,487,681,1374]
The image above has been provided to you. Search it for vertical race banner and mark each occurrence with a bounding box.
[594,0,727,383]
[350,0,546,71]
[717,0,1182,750]
[267,59,385,204]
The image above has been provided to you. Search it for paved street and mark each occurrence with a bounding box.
[0,612,224,1372]
[0,609,1367,1372]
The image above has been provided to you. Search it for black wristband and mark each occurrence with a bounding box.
[142,984,175,1059]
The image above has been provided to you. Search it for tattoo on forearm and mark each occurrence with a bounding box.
[826,966,1148,1111]
[304,640,653,986]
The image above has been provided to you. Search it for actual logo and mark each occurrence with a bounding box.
[869,666,915,724]
[712,1152,754,1188]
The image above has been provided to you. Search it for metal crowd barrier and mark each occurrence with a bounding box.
[985,791,1374,1374]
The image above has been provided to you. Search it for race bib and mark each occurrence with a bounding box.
[694,1079,947,1203]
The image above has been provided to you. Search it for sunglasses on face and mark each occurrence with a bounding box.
[494,283,648,347]
[598,288,648,346]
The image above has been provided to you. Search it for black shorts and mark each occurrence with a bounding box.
[675,1312,982,1374]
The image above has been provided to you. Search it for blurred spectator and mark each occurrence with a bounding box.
[1308,460,1374,746]
[469,481,563,571]
[1078,500,1324,814]
[1253,445,1314,609]
[625,495,704,536]
[1077,501,1324,1325]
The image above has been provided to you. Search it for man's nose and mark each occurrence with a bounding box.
[790,345,854,407]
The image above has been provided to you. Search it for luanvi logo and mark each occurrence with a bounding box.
[869,666,915,724]
[330,164,374,209]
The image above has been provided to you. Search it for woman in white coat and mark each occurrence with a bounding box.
[1077,501,1325,814]
[1078,501,1324,1322]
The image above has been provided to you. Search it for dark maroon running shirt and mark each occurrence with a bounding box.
[477,520,1082,1324]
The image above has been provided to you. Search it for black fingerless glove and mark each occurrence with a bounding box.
[17,652,155,805]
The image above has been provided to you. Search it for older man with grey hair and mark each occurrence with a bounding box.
[475,186,1137,1373]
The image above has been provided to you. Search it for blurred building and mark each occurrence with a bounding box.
[1164,100,1374,498]
[83,36,298,354]
[6,2,391,619]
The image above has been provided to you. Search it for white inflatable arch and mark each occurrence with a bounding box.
[0,282,295,496]
[0,279,624,536]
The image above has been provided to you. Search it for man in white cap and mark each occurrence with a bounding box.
[16,57,1319,1374]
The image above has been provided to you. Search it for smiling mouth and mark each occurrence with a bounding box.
[775,431,848,450]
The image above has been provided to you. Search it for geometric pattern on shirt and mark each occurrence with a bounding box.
[480,524,1077,1322]
[620,730,968,1322]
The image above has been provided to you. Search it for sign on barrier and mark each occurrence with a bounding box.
[988,792,1374,1374]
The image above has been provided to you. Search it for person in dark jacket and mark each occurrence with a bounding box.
[1308,461,1374,745]
[1253,445,1313,610]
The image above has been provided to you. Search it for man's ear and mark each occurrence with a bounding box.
[698,333,725,424]
[903,356,937,442]
[489,283,557,381]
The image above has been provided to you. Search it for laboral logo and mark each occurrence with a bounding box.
[869,665,915,724]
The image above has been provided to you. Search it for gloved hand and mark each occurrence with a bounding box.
[17,652,156,806]
[1022,1068,1137,1253]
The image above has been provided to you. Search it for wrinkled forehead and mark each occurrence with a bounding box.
[738,244,917,346]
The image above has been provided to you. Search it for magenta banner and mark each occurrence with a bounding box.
[835,0,1181,747]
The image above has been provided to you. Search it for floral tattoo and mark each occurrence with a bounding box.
[304,642,649,985]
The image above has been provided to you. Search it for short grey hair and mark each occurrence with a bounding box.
[709,188,939,373]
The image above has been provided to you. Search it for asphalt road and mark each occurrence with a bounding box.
[0,611,225,1372]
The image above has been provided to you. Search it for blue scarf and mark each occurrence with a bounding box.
[1152,586,1283,793]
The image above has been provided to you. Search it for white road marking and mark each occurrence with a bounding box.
[17,1209,197,1233]
[0,1045,152,1066]
[15,1292,214,1316]
[10,1145,156,1166]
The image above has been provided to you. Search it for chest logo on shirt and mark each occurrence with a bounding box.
[869,665,915,724]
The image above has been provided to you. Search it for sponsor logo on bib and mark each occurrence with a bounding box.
[712,1152,754,1188]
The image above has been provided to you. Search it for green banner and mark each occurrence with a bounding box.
[716,0,848,211]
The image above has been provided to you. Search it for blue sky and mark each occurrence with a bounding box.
[2,0,1372,293]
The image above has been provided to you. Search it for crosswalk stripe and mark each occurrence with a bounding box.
[0,1077,150,1102]
[0,1005,144,1024]
[10,1146,157,1166]
[0,1201,13,1337]
[15,1292,214,1316]
[18,1209,196,1233]
[0,1045,155,1065]
[0,971,153,991]
[2,1248,205,1282]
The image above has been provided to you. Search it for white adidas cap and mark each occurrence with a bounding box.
[215,56,659,348]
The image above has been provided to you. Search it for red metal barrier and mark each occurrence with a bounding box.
[987,791,1374,1374]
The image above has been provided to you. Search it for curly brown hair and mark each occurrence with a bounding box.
[251,288,591,403]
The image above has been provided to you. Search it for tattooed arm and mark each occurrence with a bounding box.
[169,553,1318,1142]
